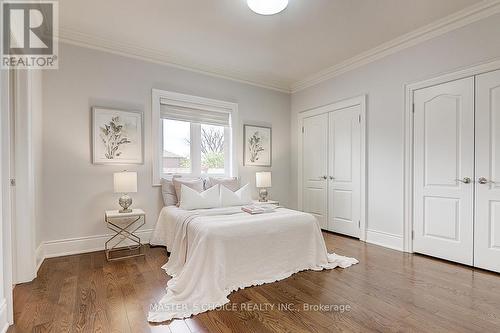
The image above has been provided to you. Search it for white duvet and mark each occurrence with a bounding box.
[148,206,358,322]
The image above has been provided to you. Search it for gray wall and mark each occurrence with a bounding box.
[42,13,500,249]
[290,13,500,244]
[41,44,290,242]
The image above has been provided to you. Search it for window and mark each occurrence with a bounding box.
[153,89,238,184]
[161,120,230,177]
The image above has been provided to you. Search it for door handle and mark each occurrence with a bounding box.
[456,177,471,184]
[321,175,327,180]
[329,176,335,180]
[478,177,495,185]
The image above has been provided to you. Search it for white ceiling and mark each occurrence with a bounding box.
[59,0,484,91]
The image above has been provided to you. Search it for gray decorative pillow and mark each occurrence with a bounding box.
[172,177,204,203]
[160,176,180,206]
[206,177,240,192]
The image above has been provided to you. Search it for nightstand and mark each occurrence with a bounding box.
[104,208,145,261]
[252,199,280,206]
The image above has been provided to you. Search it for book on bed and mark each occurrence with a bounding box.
[241,204,277,214]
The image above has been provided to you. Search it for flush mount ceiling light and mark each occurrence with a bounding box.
[247,0,288,15]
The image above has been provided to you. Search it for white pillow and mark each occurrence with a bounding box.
[220,183,252,207]
[179,184,220,210]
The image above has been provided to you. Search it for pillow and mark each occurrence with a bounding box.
[160,176,181,206]
[206,177,240,192]
[179,184,221,210]
[172,177,204,202]
[220,184,252,207]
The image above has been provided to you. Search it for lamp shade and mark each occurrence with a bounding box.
[256,172,272,188]
[113,171,137,193]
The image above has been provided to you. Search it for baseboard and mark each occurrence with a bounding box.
[365,229,404,251]
[36,229,153,271]
[0,299,8,333]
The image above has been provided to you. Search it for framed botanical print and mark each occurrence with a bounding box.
[92,107,143,164]
[243,125,272,167]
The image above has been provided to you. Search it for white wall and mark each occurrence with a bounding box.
[291,13,500,249]
[41,44,290,249]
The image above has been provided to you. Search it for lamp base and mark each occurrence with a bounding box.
[258,188,268,202]
[118,194,133,213]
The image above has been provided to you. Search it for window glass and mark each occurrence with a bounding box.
[162,119,191,174]
[200,124,226,175]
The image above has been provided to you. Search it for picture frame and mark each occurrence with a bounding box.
[92,107,144,165]
[243,125,272,167]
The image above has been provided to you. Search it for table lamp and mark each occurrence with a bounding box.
[256,171,272,202]
[114,171,137,213]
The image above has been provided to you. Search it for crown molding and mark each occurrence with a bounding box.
[57,28,292,93]
[56,0,500,95]
[290,0,500,93]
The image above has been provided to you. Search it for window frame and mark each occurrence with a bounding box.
[152,89,238,186]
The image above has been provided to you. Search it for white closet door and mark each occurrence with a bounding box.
[302,113,328,229]
[413,77,475,265]
[475,69,500,273]
[328,106,361,237]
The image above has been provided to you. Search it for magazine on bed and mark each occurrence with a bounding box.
[241,204,277,214]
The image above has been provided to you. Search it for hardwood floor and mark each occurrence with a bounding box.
[7,232,500,333]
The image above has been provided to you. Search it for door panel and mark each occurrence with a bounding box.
[328,106,361,237]
[424,96,460,186]
[302,113,328,228]
[413,77,474,265]
[424,197,460,240]
[475,69,500,272]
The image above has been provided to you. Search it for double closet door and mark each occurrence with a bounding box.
[302,105,361,238]
[413,69,500,272]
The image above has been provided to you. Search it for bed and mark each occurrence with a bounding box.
[148,205,358,322]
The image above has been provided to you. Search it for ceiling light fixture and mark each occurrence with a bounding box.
[247,0,288,15]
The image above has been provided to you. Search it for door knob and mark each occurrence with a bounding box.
[321,175,327,180]
[456,177,471,184]
[329,176,335,180]
[478,177,489,184]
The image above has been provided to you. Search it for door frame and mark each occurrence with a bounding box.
[1,67,14,327]
[297,95,367,241]
[403,57,500,253]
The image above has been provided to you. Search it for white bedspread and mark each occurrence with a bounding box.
[148,206,358,322]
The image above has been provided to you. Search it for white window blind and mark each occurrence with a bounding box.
[160,104,230,127]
